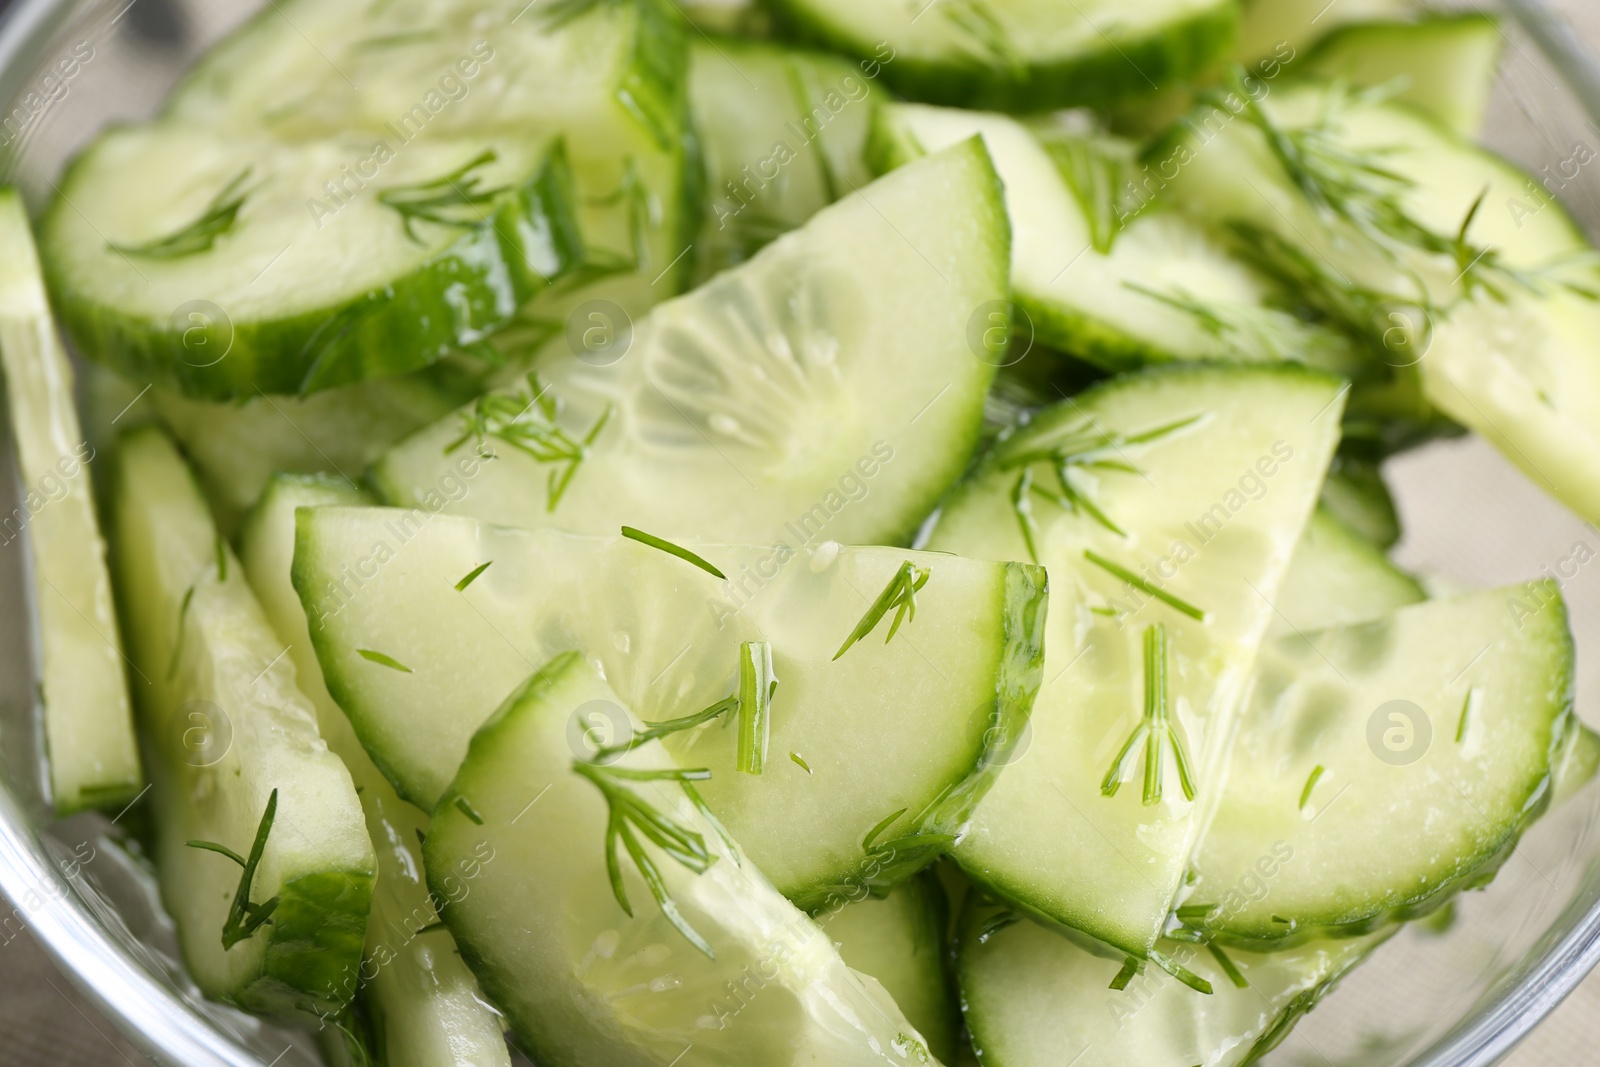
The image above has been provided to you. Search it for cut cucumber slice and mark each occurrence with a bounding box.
[294,506,1045,907]
[157,368,478,533]
[42,128,582,399]
[109,427,373,1019]
[424,651,940,1065]
[926,364,1344,957]
[828,873,958,1065]
[769,0,1239,112]
[0,188,140,814]
[1554,722,1600,805]
[1188,585,1574,946]
[690,39,876,283]
[372,140,1008,546]
[1302,15,1504,137]
[238,475,510,1066]
[1318,452,1402,549]
[1232,0,1414,64]
[957,893,1392,1067]
[1157,81,1600,525]
[165,0,692,316]
[869,103,1365,375]
[1270,506,1423,637]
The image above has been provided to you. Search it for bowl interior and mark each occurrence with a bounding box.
[3,1,1600,1065]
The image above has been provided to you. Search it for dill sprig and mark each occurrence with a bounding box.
[790,752,812,774]
[185,789,280,950]
[834,560,931,660]
[1299,765,1326,811]
[737,641,777,775]
[976,906,1021,945]
[572,761,718,958]
[358,648,413,673]
[1207,942,1249,989]
[1150,948,1213,995]
[861,806,957,857]
[169,585,197,681]
[594,696,739,762]
[1109,956,1140,991]
[1084,549,1208,623]
[1001,414,1203,543]
[454,561,492,591]
[379,150,508,243]
[1124,282,1360,371]
[942,0,1024,74]
[620,526,727,579]
[111,169,251,260]
[1457,687,1481,744]
[1101,624,1198,806]
[445,372,611,511]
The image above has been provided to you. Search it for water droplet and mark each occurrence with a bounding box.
[648,974,681,993]
[612,630,631,654]
[593,929,620,959]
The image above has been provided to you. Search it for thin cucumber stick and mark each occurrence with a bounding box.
[111,428,373,1019]
[0,188,139,815]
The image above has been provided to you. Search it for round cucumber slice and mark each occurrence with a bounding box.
[41,128,582,399]
[1188,585,1575,946]
[424,652,939,1066]
[957,893,1392,1067]
[373,139,1009,547]
[828,873,958,1064]
[769,0,1239,112]
[293,506,1044,907]
[926,364,1345,958]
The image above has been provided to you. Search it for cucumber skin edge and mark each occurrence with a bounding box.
[767,0,1240,113]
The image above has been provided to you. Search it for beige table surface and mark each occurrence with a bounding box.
[8,0,1600,1065]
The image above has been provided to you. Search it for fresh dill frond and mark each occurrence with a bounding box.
[445,372,611,511]
[169,584,197,680]
[790,751,812,775]
[1149,948,1214,995]
[833,560,932,660]
[942,0,1024,74]
[378,150,508,244]
[185,789,280,949]
[111,169,251,260]
[1299,765,1326,811]
[1109,956,1140,991]
[860,805,957,857]
[594,696,739,762]
[1207,942,1249,989]
[454,561,493,591]
[737,641,777,775]
[358,648,413,673]
[1000,414,1203,539]
[453,796,484,824]
[1101,623,1199,806]
[572,761,718,958]
[1457,687,1481,744]
[619,526,727,580]
[1012,469,1042,564]
[1084,549,1208,623]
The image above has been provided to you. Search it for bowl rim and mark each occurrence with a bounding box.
[1,0,1600,1065]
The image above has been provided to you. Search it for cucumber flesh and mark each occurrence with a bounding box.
[424,652,940,1066]
[157,368,478,533]
[1159,81,1600,525]
[1232,0,1415,64]
[1553,722,1600,806]
[293,505,1044,907]
[869,103,1365,375]
[109,427,373,1019]
[927,364,1344,957]
[1189,585,1574,945]
[690,39,876,283]
[238,475,510,1066]
[1269,506,1423,638]
[957,893,1392,1067]
[43,128,583,399]
[0,188,140,814]
[1318,452,1403,549]
[372,140,1009,547]
[769,0,1239,112]
[1302,15,1505,137]
[827,873,958,1065]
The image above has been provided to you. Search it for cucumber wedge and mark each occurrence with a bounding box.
[0,188,140,814]
[373,140,1008,545]
[1554,721,1600,805]
[424,652,940,1065]
[769,0,1239,112]
[829,873,958,1065]
[1303,15,1505,137]
[165,0,692,315]
[1270,506,1423,637]
[1157,81,1600,525]
[691,39,876,282]
[293,505,1044,908]
[110,428,373,1019]
[957,893,1392,1067]
[926,364,1344,958]
[1188,585,1574,946]
[869,104,1365,375]
[42,129,582,399]
[238,475,510,1066]
[157,368,478,533]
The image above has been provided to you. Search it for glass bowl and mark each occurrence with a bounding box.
[2,1,1600,1064]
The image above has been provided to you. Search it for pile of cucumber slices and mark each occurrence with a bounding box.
[5,0,1600,1063]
